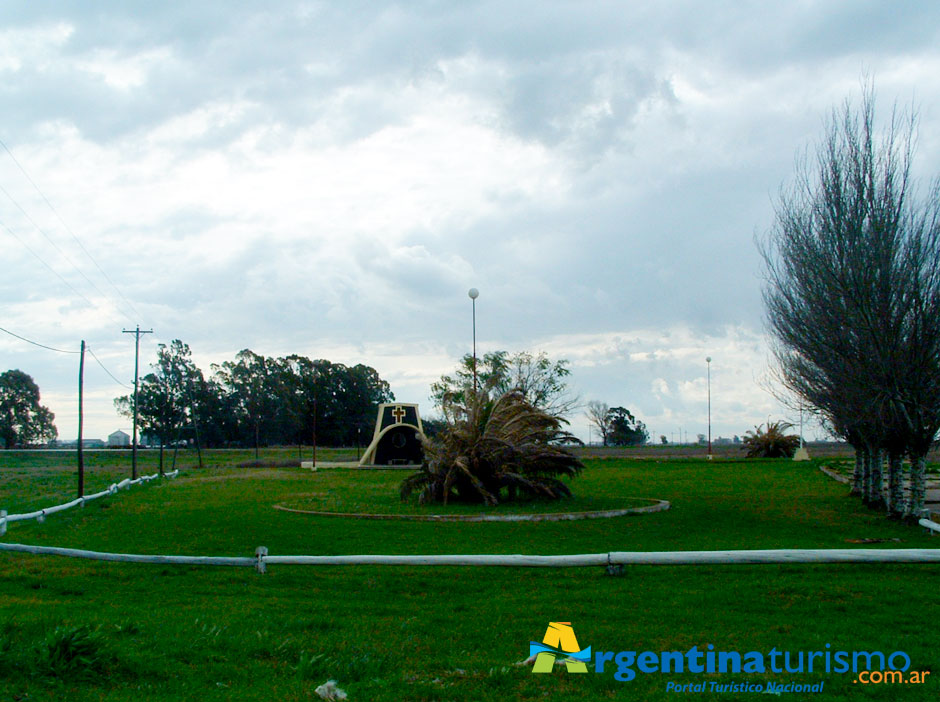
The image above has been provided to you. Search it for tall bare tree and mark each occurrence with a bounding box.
[585,400,610,446]
[762,84,940,520]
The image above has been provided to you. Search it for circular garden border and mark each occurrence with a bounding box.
[273,497,670,522]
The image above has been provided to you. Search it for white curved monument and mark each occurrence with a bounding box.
[358,403,426,467]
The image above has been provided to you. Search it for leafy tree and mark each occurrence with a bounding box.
[276,356,394,448]
[431,351,575,417]
[606,406,648,446]
[0,369,57,448]
[419,415,446,440]
[401,379,583,505]
[115,340,206,470]
[741,421,801,459]
[214,350,285,457]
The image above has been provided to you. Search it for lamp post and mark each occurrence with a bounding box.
[706,356,712,458]
[468,288,479,394]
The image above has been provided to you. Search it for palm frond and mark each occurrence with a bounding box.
[401,385,584,505]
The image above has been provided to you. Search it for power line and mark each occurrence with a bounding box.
[86,345,133,389]
[0,324,80,354]
[0,137,143,322]
[0,216,100,310]
[0,179,126,321]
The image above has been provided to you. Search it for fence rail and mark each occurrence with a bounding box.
[3,471,938,572]
[921,518,940,535]
[0,470,178,535]
[2,542,939,573]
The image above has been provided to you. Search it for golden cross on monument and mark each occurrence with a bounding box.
[391,405,406,423]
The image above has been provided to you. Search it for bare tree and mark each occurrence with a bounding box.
[585,400,610,446]
[762,83,940,520]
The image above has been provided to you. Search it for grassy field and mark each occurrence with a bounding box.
[1,449,938,700]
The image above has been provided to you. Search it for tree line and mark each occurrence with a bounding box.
[114,341,394,456]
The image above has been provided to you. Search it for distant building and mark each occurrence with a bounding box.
[108,430,131,447]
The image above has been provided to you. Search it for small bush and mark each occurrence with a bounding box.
[35,624,114,680]
[741,421,801,458]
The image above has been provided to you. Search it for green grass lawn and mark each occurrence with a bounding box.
[1,450,938,700]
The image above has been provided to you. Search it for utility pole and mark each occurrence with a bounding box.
[123,325,153,479]
[78,340,85,497]
[706,356,712,459]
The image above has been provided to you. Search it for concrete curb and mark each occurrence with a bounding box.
[818,464,850,484]
[273,498,670,522]
[818,462,940,521]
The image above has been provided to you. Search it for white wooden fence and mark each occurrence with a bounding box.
[2,471,938,573]
[1,542,939,574]
[921,518,940,535]
[0,470,178,536]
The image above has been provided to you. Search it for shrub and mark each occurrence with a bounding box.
[741,421,801,458]
[35,624,114,680]
[400,383,583,505]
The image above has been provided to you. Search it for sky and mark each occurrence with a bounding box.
[2,1,940,445]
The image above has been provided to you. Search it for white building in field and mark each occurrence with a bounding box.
[108,430,130,447]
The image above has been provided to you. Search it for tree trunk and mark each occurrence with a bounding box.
[886,451,905,519]
[851,446,864,495]
[907,454,928,520]
[860,445,872,503]
[868,448,886,510]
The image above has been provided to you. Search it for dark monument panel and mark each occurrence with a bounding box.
[373,425,424,465]
[379,405,420,431]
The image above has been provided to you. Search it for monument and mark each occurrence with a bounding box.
[358,403,426,467]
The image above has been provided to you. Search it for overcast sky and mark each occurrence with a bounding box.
[2,1,940,445]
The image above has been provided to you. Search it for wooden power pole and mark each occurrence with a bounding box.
[123,325,153,479]
[78,340,85,497]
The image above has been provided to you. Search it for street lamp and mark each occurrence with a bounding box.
[706,356,712,458]
[468,288,479,394]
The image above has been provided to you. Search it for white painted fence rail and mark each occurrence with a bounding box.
[920,518,940,535]
[0,542,254,568]
[0,470,178,535]
[1,543,939,573]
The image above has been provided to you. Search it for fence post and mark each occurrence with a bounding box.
[255,546,268,574]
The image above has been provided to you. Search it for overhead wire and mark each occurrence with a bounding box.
[0,179,128,322]
[87,345,133,389]
[0,324,80,354]
[0,137,143,322]
[0,216,101,310]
